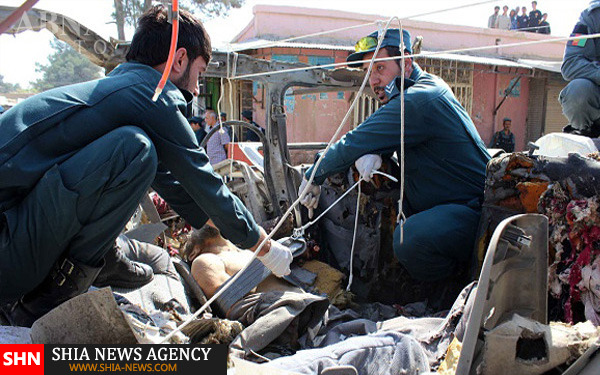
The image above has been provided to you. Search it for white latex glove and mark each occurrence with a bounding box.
[298,177,321,219]
[355,154,382,182]
[258,240,293,277]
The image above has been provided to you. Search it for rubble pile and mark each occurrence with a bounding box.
[540,185,600,324]
[483,153,600,325]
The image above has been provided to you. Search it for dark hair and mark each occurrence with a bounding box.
[126,4,212,66]
[182,226,222,262]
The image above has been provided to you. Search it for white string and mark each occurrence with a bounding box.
[230,21,381,52]
[297,170,398,234]
[231,32,600,80]
[226,49,239,176]
[216,77,225,131]
[346,179,361,292]
[399,22,406,243]
[160,16,399,344]
[230,0,499,53]
[227,77,235,175]
[160,0,525,340]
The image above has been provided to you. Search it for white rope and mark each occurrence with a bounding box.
[297,170,398,234]
[226,49,239,176]
[346,179,361,292]
[216,77,225,130]
[230,0,499,53]
[214,49,237,176]
[398,22,406,243]
[226,77,235,175]
[160,0,533,340]
[230,21,381,52]
[231,32,600,80]
[160,16,398,344]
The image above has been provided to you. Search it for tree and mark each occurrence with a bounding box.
[0,74,21,94]
[112,0,244,39]
[31,40,102,92]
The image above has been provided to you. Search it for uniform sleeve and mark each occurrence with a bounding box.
[562,19,600,84]
[305,95,428,185]
[152,163,209,228]
[139,90,260,249]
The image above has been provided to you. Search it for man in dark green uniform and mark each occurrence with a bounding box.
[0,5,292,327]
[299,29,490,282]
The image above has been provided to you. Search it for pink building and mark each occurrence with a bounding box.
[222,5,566,152]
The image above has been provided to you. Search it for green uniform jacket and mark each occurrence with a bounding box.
[561,0,600,84]
[305,64,490,214]
[0,62,260,249]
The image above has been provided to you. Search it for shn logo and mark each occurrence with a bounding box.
[3,352,41,366]
[0,345,44,375]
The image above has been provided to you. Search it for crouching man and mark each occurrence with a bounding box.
[0,5,292,327]
[299,29,490,284]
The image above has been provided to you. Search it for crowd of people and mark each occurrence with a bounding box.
[488,1,550,34]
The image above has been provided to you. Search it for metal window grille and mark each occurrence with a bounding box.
[416,57,474,115]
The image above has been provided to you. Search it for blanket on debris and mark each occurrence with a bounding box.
[228,290,329,358]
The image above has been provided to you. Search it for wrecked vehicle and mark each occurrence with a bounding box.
[2,5,600,375]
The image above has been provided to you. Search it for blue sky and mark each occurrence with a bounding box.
[0,0,587,87]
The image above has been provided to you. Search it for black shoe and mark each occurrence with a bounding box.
[93,244,154,289]
[3,257,103,327]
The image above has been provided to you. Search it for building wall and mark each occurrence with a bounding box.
[248,47,354,143]
[472,66,531,151]
[233,6,562,151]
[234,5,565,61]
[247,48,534,151]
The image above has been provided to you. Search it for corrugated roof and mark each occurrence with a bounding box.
[419,51,531,69]
[222,39,354,52]
[517,58,562,73]
[220,39,561,72]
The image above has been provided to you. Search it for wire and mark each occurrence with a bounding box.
[160,0,564,341]
[398,21,406,243]
[160,16,397,344]
[230,20,381,52]
[230,1,500,53]
[152,0,179,102]
[231,32,600,80]
[346,179,361,292]
[297,171,397,234]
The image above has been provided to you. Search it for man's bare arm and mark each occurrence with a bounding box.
[191,253,230,298]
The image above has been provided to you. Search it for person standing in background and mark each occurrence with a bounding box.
[498,5,511,30]
[528,1,543,32]
[517,6,529,30]
[510,9,518,30]
[488,6,500,28]
[538,13,551,34]
[204,109,231,164]
[489,118,516,153]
